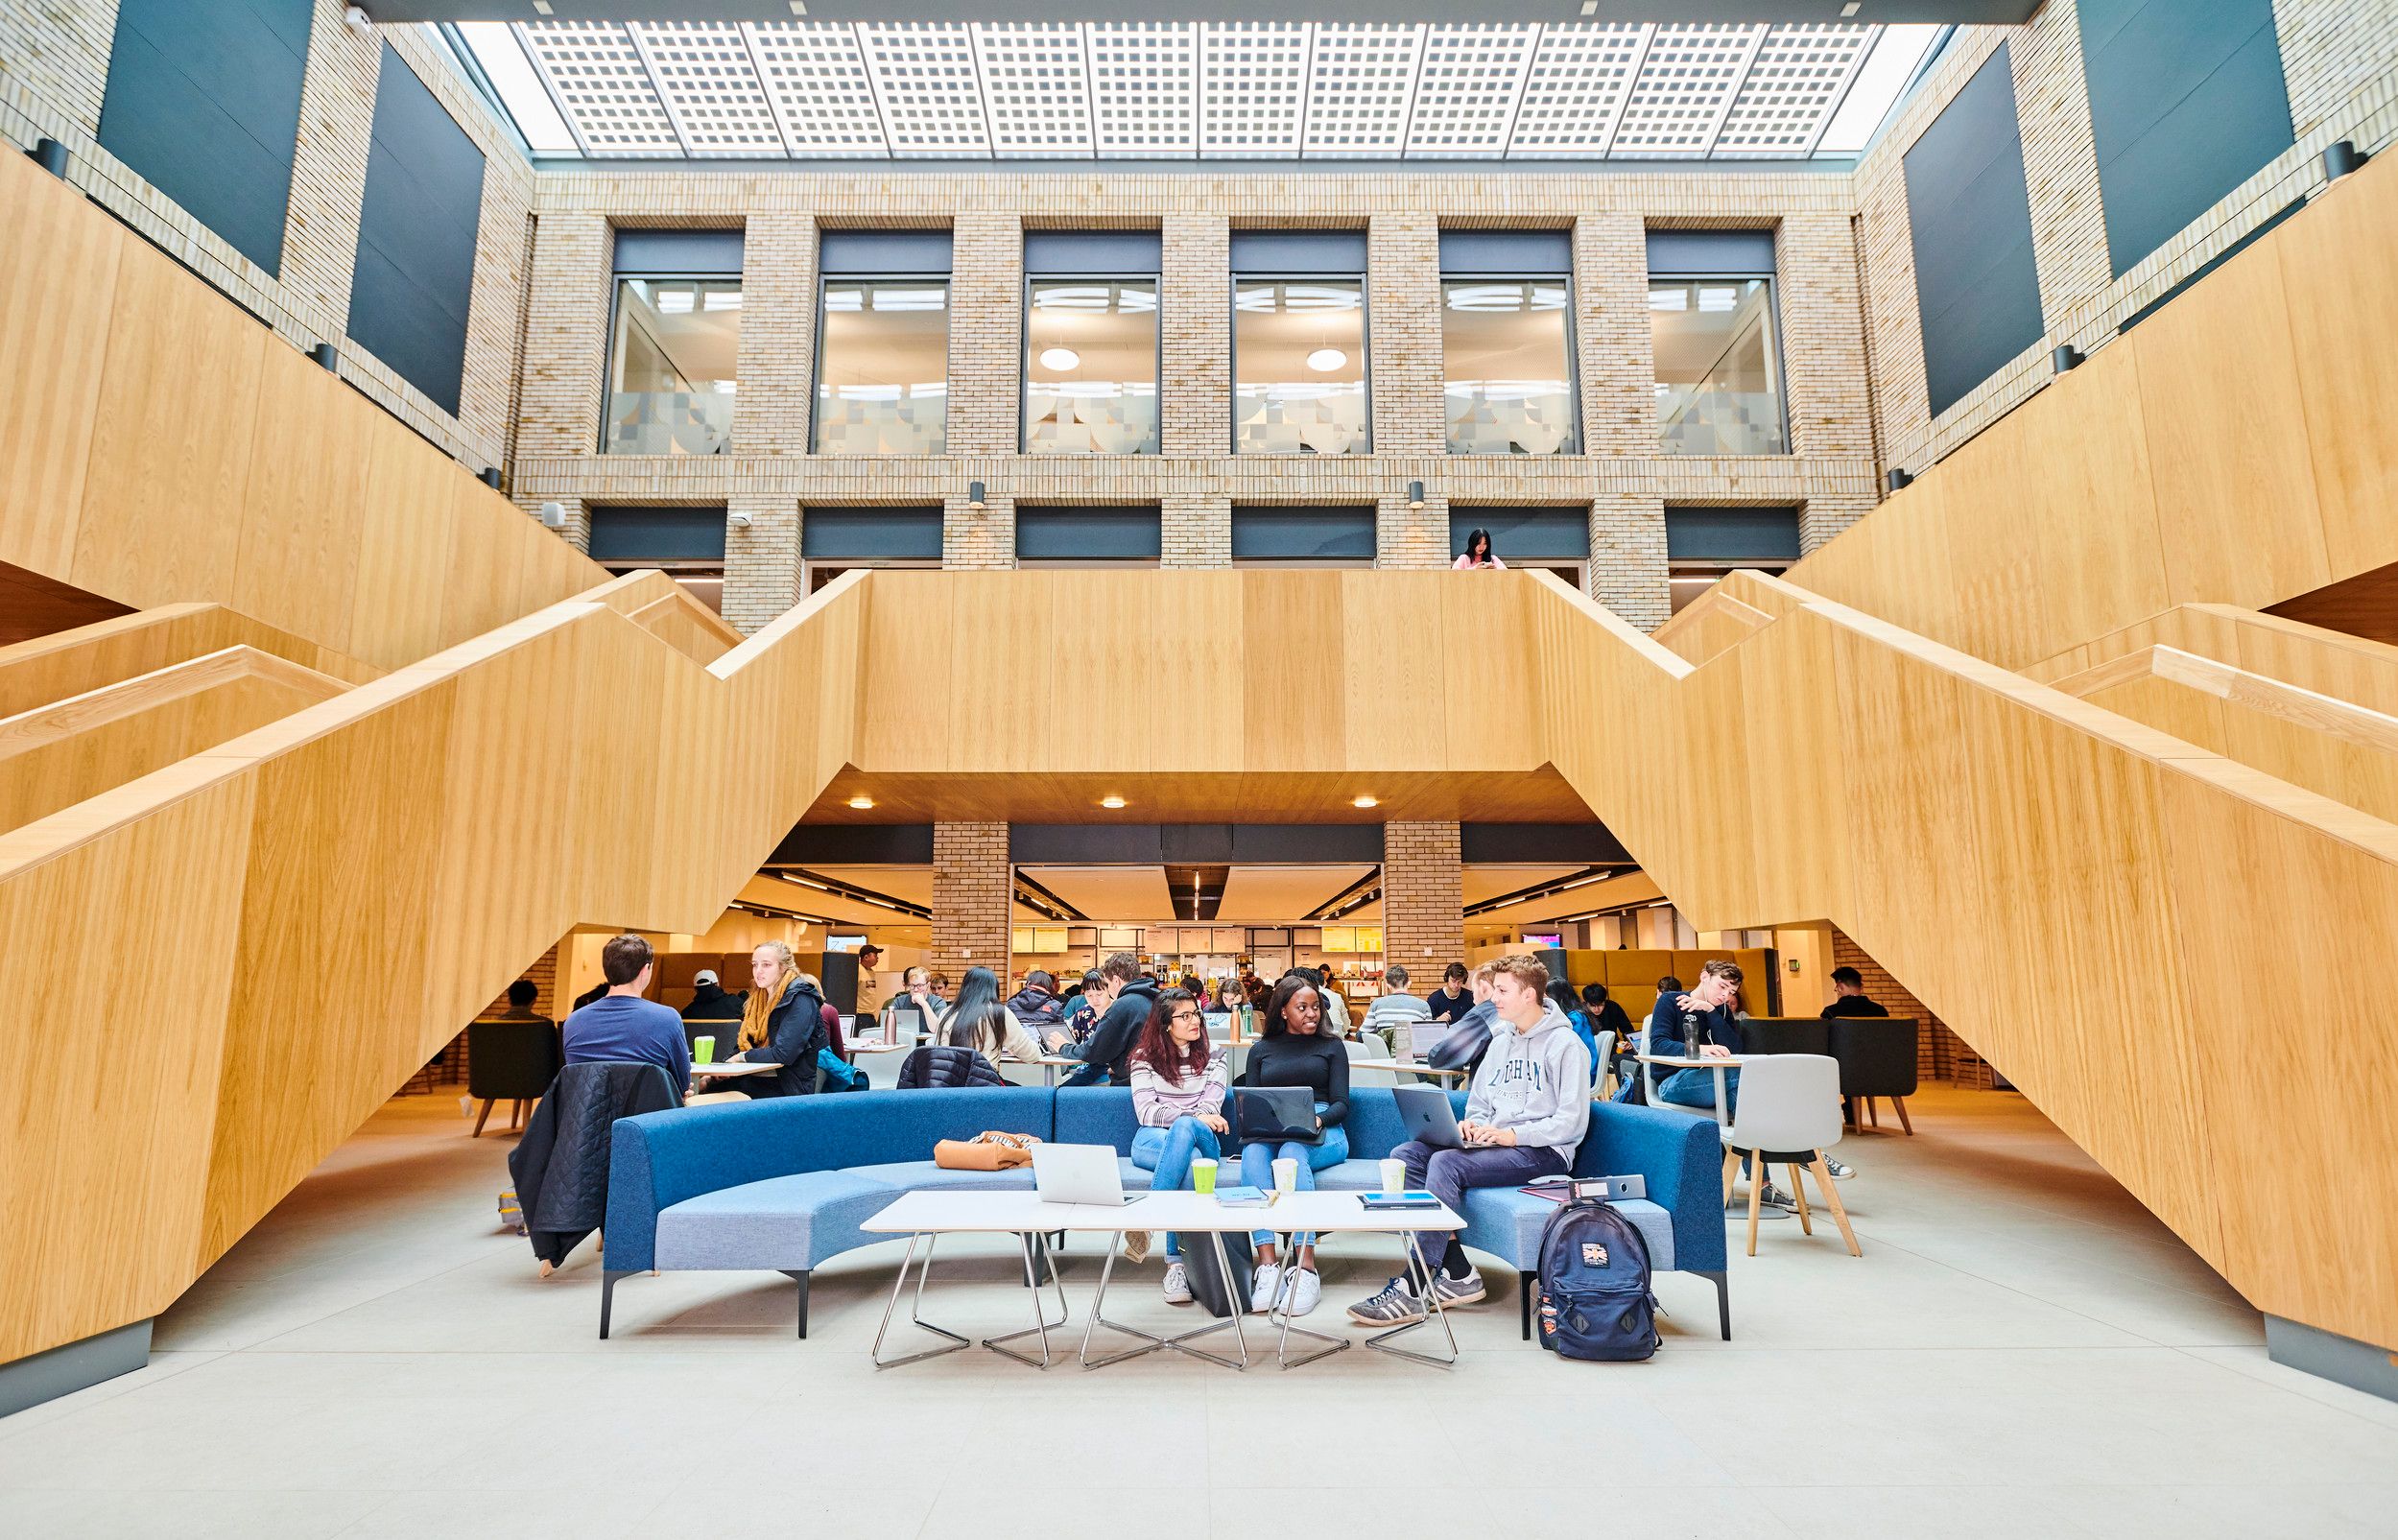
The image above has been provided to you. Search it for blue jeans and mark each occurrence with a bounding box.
[1391,1138,1569,1276]
[1131,1117,1222,1260]
[1239,1124,1349,1248]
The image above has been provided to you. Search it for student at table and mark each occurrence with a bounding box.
[1580,983,1633,1089]
[938,966,1046,1065]
[1820,965,1890,1018]
[1347,955,1590,1327]
[1128,989,1230,1302]
[724,941,830,1099]
[880,966,947,1040]
[561,934,691,1101]
[1425,962,1474,1025]
[1060,953,1158,1087]
[1309,965,1353,1037]
[1547,979,1602,1083]
[1236,974,1352,1317]
[682,969,744,1021]
[1362,964,1432,1052]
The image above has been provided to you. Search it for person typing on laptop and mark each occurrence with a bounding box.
[1348,955,1591,1328]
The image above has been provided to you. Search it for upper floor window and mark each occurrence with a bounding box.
[1439,231,1578,456]
[1664,506,1801,612]
[606,230,744,456]
[1232,232,1368,456]
[815,231,952,456]
[1025,232,1160,455]
[1649,229,1787,457]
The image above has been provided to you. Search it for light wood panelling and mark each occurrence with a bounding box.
[0,149,120,580]
[0,604,376,721]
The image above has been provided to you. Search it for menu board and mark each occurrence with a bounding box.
[1322,925,1356,952]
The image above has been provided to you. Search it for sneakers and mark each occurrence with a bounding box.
[1346,1276,1428,1326]
[1754,1184,1797,1219]
[1822,1156,1857,1180]
[1425,1269,1486,1309]
[1285,1268,1321,1317]
[1122,1229,1152,1265]
[1249,1263,1286,1315]
[1160,1261,1192,1304]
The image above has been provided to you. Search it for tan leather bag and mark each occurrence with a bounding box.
[933,1130,1042,1171]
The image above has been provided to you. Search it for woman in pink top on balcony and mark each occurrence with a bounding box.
[1453,528,1506,569]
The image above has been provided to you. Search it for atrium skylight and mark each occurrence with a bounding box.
[449,19,1942,163]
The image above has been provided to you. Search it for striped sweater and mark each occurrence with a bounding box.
[1129,1052,1229,1127]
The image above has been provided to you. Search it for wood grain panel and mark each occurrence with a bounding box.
[0,604,375,720]
[0,149,120,578]
[231,344,375,649]
[2278,147,2398,580]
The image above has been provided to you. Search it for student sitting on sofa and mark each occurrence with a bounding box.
[1236,973,1352,1318]
[1127,988,1230,1303]
[1347,955,1591,1327]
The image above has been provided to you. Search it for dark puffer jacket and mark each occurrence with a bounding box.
[507,1061,678,1267]
[896,1044,1009,1089]
[734,977,830,1098]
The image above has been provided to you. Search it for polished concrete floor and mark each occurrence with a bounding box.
[4,1085,2394,1537]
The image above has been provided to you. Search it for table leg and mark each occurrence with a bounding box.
[984,1232,1072,1369]
[1363,1233,1461,1368]
[1268,1252,1350,1371]
[1079,1230,1169,1370]
[1151,1231,1251,1370]
[870,1233,971,1369]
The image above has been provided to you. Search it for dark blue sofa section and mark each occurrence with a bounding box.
[602,1086,1728,1340]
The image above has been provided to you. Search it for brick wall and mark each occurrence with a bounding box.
[1366,211,1445,455]
[946,211,1023,456]
[1160,212,1231,457]
[732,211,816,456]
[724,494,799,635]
[1161,491,1230,568]
[944,491,1014,571]
[1829,926,1984,1089]
[1376,490,1447,572]
[515,212,613,463]
[1383,821,1464,980]
[931,821,1012,985]
[1589,494,1669,630]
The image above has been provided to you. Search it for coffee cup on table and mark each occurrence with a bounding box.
[694,1036,716,1065]
[1271,1156,1298,1195]
[1379,1157,1406,1194]
[1192,1157,1218,1195]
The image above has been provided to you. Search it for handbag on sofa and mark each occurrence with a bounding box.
[933,1130,1043,1171]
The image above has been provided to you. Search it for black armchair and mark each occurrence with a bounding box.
[1829,1017,1919,1133]
[1735,1017,1829,1057]
[468,1018,562,1137]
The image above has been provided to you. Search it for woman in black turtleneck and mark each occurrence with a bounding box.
[1234,973,1352,1318]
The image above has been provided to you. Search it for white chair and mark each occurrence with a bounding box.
[1588,1029,1616,1099]
[1342,1036,1398,1088]
[1716,1054,1860,1259]
[1634,1023,1722,1122]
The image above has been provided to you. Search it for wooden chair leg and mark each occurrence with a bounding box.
[1745,1149,1765,1257]
[1865,1097,1880,1128]
[472,1099,493,1137]
[511,1100,526,1131]
[1892,1097,1914,1135]
[1810,1156,1862,1256]
[1786,1162,1813,1235]
[1721,1147,1740,1208]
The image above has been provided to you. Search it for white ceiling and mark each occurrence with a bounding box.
[1215,864,1373,921]
[462,20,1941,162]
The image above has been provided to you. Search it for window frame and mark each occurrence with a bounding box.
[1436,269,1581,458]
[1228,269,1373,457]
[1018,273,1164,456]
[805,557,942,594]
[602,271,746,457]
[810,272,955,458]
[1646,268,1792,458]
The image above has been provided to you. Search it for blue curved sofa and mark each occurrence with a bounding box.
[601,1085,1729,1340]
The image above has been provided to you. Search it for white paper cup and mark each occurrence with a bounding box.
[1380,1157,1406,1193]
[1272,1156,1298,1194]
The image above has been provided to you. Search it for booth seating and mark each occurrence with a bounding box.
[466,1018,560,1137]
[599,1086,1729,1341]
[1734,1017,1920,1132]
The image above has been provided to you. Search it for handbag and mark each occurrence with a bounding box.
[1172,1230,1256,1319]
[932,1130,1042,1171]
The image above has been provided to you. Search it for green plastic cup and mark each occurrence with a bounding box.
[694,1035,716,1064]
[1193,1157,1218,1195]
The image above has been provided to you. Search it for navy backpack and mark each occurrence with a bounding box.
[1533,1192,1660,1362]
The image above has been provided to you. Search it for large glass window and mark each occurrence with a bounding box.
[1233,281,1367,456]
[814,279,949,455]
[606,278,742,456]
[1650,277,1788,456]
[1442,279,1577,455]
[1024,280,1158,454]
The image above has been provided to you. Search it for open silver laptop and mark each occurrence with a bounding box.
[1392,1086,1504,1149]
[1030,1143,1134,1205]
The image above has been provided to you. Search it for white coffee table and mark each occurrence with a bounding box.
[857,1192,1084,1370]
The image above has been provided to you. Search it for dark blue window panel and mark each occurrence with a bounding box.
[1665,507,1802,563]
[1015,506,1163,561]
[1645,229,1775,276]
[800,508,945,561]
[1229,231,1368,273]
[819,230,953,274]
[587,506,727,563]
[1438,230,1572,274]
[346,45,483,418]
[1230,507,1376,561]
[1450,507,1588,561]
[1902,46,2045,419]
[1024,232,1162,274]
[97,0,311,277]
[613,229,744,275]
[2079,0,2293,279]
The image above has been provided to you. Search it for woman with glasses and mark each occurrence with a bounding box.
[1127,988,1229,1304]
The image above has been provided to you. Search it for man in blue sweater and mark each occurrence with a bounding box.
[561,935,690,1101]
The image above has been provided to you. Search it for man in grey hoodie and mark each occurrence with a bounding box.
[1348,955,1593,1326]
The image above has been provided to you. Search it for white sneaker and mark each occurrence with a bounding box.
[1249,1263,1286,1315]
[1161,1261,1192,1304]
[1286,1268,1322,1317]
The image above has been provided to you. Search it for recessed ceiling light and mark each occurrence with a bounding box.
[847,795,875,810]
[1101,795,1127,810]
[1305,348,1347,373]
[1037,346,1080,371]
[1840,3,1861,14]
[1579,1,1598,13]
[1352,794,1378,809]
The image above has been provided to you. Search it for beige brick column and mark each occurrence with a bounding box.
[278,4,380,339]
[1383,821,1463,979]
[1161,212,1230,457]
[1776,213,1874,459]
[1574,212,1654,456]
[1590,494,1669,631]
[724,494,800,634]
[2007,12,2108,351]
[1376,490,1447,570]
[516,213,613,459]
[945,211,1022,456]
[1798,492,1876,554]
[514,493,591,556]
[1367,212,1445,454]
[932,821,1013,983]
[944,492,1014,571]
[1162,491,1231,568]
[733,211,816,454]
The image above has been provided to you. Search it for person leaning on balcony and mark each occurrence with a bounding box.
[1453,528,1506,570]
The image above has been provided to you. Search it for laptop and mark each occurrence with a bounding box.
[1232,1085,1321,1146]
[1392,1086,1505,1149]
[888,1004,926,1043]
[1030,1143,1135,1206]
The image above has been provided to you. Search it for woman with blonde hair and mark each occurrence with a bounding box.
[725,939,829,1098]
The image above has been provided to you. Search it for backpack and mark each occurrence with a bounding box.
[1533,1193,1659,1362]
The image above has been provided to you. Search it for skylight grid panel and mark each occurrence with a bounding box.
[517,20,684,157]
[626,21,784,157]
[1608,22,1764,157]
[1090,22,1197,157]
[1713,24,1877,157]
[859,21,991,158]
[1300,23,1421,159]
[1508,22,1650,157]
[1404,22,1535,158]
[1199,21,1310,159]
[971,22,1092,159]
[745,22,890,158]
